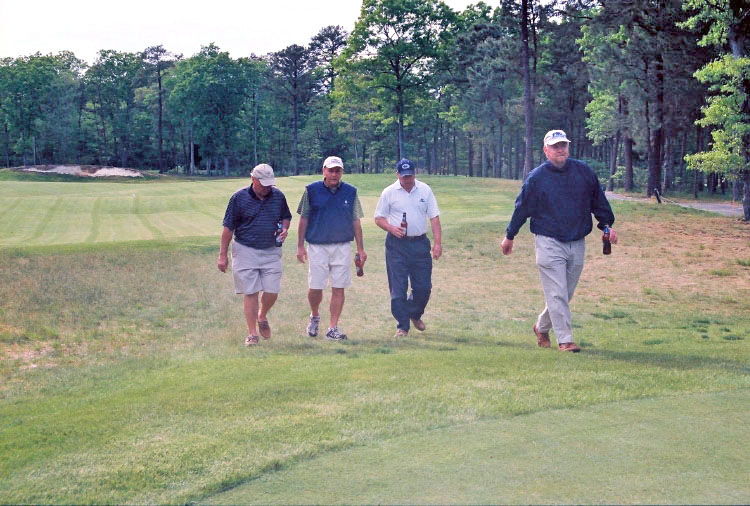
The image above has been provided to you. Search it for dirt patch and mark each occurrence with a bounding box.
[3,343,56,370]
[15,164,143,178]
[608,191,744,218]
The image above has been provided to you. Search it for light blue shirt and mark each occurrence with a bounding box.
[374,179,440,236]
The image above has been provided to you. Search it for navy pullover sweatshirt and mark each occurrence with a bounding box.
[505,158,615,242]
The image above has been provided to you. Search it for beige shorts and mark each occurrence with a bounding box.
[231,241,283,295]
[307,242,352,289]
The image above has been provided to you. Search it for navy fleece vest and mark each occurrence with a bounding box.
[305,181,356,244]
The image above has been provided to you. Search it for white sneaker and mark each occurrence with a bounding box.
[325,326,348,341]
[307,315,320,337]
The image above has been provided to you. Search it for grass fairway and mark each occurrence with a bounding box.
[1,169,749,503]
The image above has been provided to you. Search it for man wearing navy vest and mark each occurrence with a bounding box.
[296,156,367,341]
[218,163,292,346]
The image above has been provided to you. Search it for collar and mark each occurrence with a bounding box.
[248,185,269,200]
[323,179,341,190]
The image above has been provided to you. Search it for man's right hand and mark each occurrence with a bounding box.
[217,255,228,272]
[390,225,406,239]
[296,246,307,263]
[501,237,514,256]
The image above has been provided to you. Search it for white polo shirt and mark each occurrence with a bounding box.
[374,179,440,236]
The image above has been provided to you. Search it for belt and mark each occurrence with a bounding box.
[403,234,426,240]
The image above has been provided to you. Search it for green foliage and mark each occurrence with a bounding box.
[685,55,750,175]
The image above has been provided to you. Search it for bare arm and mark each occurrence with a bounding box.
[296,216,308,263]
[430,216,442,260]
[279,218,291,242]
[218,226,233,272]
[375,216,405,238]
[353,219,367,265]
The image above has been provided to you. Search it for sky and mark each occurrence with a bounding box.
[0,0,477,65]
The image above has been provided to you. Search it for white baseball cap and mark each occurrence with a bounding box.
[250,163,276,186]
[544,130,571,146]
[323,156,344,169]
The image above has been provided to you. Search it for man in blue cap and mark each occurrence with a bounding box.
[374,159,442,337]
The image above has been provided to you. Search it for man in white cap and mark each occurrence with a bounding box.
[501,130,618,352]
[296,155,367,341]
[218,163,292,346]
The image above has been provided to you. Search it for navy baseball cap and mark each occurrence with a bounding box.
[396,158,415,175]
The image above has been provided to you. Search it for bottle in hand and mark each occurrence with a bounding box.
[400,212,408,237]
[355,253,364,277]
[275,221,284,247]
[602,226,611,255]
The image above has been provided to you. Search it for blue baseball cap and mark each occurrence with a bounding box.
[396,158,415,175]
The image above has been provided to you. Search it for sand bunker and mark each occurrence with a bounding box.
[19,165,143,177]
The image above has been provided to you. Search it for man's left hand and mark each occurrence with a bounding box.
[608,228,618,244]
[357,249,367,266]
[217,255,228,273]
[432,243,442,260]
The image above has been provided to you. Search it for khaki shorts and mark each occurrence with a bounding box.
[231,241,283,295]
[307,242,352,289]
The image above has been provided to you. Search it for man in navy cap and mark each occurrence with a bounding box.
[374,159,442,337]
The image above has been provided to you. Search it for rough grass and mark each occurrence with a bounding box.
[0,173,748,503]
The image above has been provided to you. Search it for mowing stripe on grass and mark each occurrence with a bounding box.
[132,195,164,240]
[28,196,63,243]
[0,197,22,222]
[85,197,103,243]
[188,196,222,222]
[209,390,750,505]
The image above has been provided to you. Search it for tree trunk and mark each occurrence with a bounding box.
[481,141,488,177]
[293,98,300,175]
[397,86,405,160]
[497,109,504,178]
[224,156,229,177]
[733,176,741,202]
[662,135,674,191]
[743,170,750,221]
[467,133,474,177]
[624,136,634,192]
[520,0,534,179]
[253,88,259,167]
[647,53,665,197]
[157,66,164,173]
[189,123,195,175]
[608,130,621,191]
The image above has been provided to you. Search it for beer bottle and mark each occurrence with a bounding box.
[401,212,407,237]
[275,221,284,247]
[355,253,364,277]
[602,225,611,255]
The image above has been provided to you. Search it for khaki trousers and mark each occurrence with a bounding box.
[534,235,585,344]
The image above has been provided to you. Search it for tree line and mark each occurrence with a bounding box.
[1,0,748,216]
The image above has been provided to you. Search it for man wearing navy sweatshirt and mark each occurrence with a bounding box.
[501,130,618,352]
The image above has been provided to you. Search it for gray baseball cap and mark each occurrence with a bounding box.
[251,163,276,186]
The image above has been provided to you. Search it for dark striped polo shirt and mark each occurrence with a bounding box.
[222,186,292,249]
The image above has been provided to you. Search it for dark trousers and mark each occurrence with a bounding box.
[385,233,432,331]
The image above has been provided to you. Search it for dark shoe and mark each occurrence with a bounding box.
[245,335,259,346]
[559,342,581,352]
[325,326,348,341]
[533,324,551,348]
[395,329,408,337]
[258,319,271,339]
[411,318,426,331]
